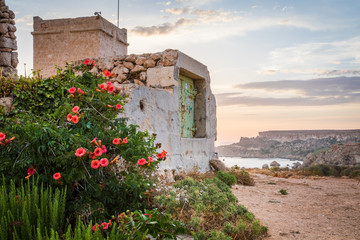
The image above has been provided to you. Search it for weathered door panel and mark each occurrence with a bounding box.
[179,75,196,138]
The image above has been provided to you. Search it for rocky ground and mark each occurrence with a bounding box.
[232,173,360,240]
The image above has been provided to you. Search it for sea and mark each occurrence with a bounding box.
[220,157,303,169]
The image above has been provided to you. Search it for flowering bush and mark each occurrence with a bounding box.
[0,62,163,223]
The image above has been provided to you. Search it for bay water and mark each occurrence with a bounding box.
[220,157,302,169]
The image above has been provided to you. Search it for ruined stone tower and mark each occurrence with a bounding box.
[32,16,128,77]
[0,0,18,75]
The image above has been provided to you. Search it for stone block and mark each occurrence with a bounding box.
[0,23,7,34]
[9,31,15,39]
[125,54,136,62]
[112,65,129,75]
[0,12,9,19]
[147,66,178,88]
[139,71,146,81]
[0,6,9,12]
[0,0,5,7]
[0,37,16,49]
[135,57,146,65]
[123,61,134,69]
[11,52,18,67]
[144,59,156,68]
[9,10,15,19]
[130,65,145,73]
[209,159,227,172]
[0,51,11,65]
[8,24,16,32]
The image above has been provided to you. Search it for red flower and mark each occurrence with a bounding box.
[53,172,61,180]
[91,160,100,169]
[122,138,128,144]
[98,83,105,89]
[75,148,86,157]
[103,70,111,77]
[0,132,5,141]
[107,86,115,93]
[77,88,84,94]
[101,222,109,230]
[106,82,113,87]
[72,106,80,113]
[100,158,109,167]
[68,87,76,94]
[144,213,152,218]
[90,137,98,145]
[116,104,122,110]
[148,157,154,163]
[83,59,90,65]
[72,115,79,123]
[112,138,121,145]
[137,158,147,166]
[162,150,168,157]
[92,224,100,231]
[67,114,73,121]
[156,153,164,159]
[89,152,97,159]
[94,147,103,156]
[28,167,35,175]
[102,145,107,153]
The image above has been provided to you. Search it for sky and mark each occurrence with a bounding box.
[8,0,360,146]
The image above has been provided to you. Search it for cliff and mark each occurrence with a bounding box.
[216,130,360,161]
[304,143,360,167]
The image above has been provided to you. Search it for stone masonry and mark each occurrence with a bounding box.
[0,0,18,75]
[32,16,128,77]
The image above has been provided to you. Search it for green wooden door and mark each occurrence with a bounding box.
[179,75,196,138]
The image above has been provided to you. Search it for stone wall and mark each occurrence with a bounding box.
[32,16,128,77]
[0,0,17,75]
[73,49,178,88]
[73,50,217,172]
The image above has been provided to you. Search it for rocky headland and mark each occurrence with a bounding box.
[216,130,360,163]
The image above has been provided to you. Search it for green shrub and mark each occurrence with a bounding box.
[217,171,236,187]
[154,177,267,239]
[0,62,162,223]
[279,189,288,195]
[230,169,255,186]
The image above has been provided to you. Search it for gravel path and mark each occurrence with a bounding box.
[232,174,360,240]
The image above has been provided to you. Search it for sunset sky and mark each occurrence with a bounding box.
[9,0,360,145]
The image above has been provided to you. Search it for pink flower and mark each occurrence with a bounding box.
[102,145,107,153]
[72,106,80,113]
[148,157,154,163]
[101,222,109,230]
[106,82,113,87]
[91,160,100,169]
[75,148,86,157]
[107,86,115,93]
[68,87,76,94]
[103,70,111,77]
[0,132,6,141]
[89,152,97,159]
[94,147,103,156]
[28,167,35,175]
[92,224,100,231]
[122,138,128,144]
[72,115,79,124]
[83,59,90,65]
[137,158,147,166]
[100,158,109,167]
[116,104,122,110]
[112,138,121,145]
[67,114,73,121]
[98,83,105,89]
[53,173,61,180]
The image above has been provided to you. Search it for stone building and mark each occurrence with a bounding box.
[32,16,128,77]
[0,0,18,75]
[32,16,217,171]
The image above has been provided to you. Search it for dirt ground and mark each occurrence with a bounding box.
[232,173,360,240]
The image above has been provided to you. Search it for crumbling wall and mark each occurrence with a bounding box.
[0,0,18,75]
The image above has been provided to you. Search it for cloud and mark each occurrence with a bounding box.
[15,15,32,24]
[216,77,360,106]
[259,36,360,77]
[131,18,197,36]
